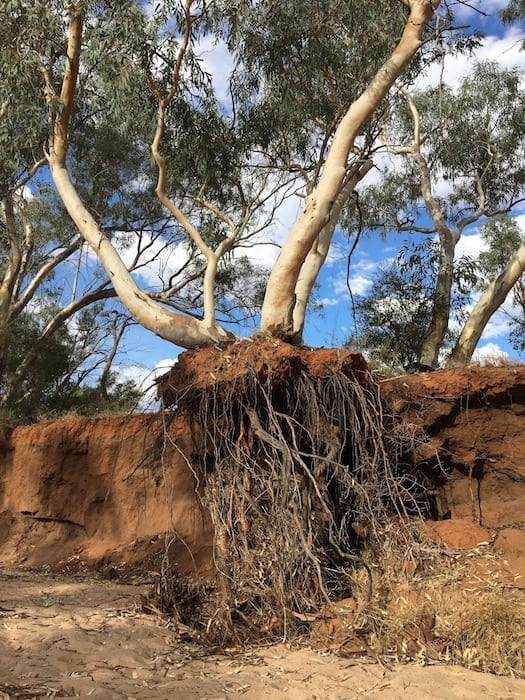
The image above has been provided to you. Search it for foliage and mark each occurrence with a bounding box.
[0,0,509,401]
[343,60,525,365]
[349,61,524,232]
[347,240,477,369]
[501,0,525,21]
[0,305,142,422]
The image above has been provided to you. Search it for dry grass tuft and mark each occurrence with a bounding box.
[340,524,525,678]
[446,590,525,678]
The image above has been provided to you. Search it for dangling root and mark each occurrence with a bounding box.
[157,341,423,644]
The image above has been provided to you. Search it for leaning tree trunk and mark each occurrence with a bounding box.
[446,242,525,368]
[0,196,22,377]
[260,0,438,338]
[46,5,233,350]
[291,161,373,341]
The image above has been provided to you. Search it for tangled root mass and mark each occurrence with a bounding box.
[157,340,424,643]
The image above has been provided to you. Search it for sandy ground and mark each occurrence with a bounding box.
[1,567,524,699]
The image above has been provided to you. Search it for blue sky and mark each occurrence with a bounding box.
[44,1,525,400]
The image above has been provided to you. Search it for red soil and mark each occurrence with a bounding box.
[0,341,523,579]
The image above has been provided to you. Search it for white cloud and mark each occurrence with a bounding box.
[481,311,512,339]
[118,355,179,408]
[20,184,34,200]
[413,27,525,93]
[472,341,510,363]
[333,273,373,296]
[195,36,235,106]
[319,297,339,307]
[108,232,192,290]
[126,173,154,193]
[455,231,489,259]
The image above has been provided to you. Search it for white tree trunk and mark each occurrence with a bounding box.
[46,4,233,350]
[291,161,373,340]
[260,1,438,337]
[446,243,525,368]
[49,160,231,348]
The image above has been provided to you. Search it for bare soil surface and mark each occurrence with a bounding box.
[1,567,524,699]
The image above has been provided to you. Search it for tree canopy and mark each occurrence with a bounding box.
[1,0,523,418]
[344,60,524,367]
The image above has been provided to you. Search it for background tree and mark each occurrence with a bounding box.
[347,240,477,370]
[468,215,525,355]
[345,61,524,367]
[477,216,525,353]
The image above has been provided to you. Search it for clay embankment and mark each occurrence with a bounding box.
[0,413,212,574]
[386,365,525,580]
[0,362,524,576]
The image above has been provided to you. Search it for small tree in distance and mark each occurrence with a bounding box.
[348,240,477,370]
[345,61,524,367]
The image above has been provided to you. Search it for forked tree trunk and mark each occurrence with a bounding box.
[260,1,438,337]
[291,161,373,341]
[446,243,525,368]
[47,2,437,350]
[47,5,233,350]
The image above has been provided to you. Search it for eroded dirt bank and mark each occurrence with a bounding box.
[0,344,524,697]
[384,364,525,580]
[0,412,212,574]
[1,352,523,577]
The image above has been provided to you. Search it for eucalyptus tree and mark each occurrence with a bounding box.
[0,0,259,408]
[348,240,477,370]
[501,0,525,31]
[460,215,525,358]
[1,0,445,354]
[346,61,525,367]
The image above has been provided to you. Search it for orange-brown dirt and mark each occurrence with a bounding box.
[0,340,524,697]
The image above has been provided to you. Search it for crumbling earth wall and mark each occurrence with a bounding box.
[385,365,525,579]
[0,354,523,580]
[0,413,212,573]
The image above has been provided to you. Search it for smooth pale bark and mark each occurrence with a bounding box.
[260,0,438,336]
[0,197,21,310]
[151,104,237,341]
[47,5,233,349]
[415,142,458,367]
[446,243,525,368]
[291,160,373,340]
[0,197,21,366]
[49,161,231,348]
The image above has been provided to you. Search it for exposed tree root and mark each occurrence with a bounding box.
[156,341,425,644]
